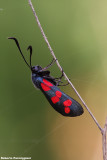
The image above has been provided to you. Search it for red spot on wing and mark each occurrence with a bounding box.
[64,106,70,114]
[55,91,62,98]
[41,79,53,91]
[63,99,72,107]
[51,96,60,104]
[41,83,51,91]
[43,79,53,87]
[51,91,62,104]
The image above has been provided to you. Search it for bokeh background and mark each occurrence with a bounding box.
[1,0,107,159]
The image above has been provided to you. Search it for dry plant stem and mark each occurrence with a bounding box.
[102,118,107,160]
[28,0,103,132]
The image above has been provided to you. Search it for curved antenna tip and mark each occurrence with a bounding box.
[8,37,16,40]
[27,45,32,51]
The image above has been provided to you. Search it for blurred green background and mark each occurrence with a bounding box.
[1,0,107,159]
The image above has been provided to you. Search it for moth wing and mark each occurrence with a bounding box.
[40,79,84,117]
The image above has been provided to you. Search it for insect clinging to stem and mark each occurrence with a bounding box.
[8,37,84,117]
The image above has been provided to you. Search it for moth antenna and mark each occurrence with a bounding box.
[27,45,32,68]
[8,37,31,70]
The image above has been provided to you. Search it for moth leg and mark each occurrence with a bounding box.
[54,69,64,81]
[42,58,57,71]
[55,70,70,86]
[56,82,69,86]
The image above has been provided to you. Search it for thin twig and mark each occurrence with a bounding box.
[28,0,103,132]
[102,118,107,160]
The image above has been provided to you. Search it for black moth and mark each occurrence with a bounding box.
[8,37,84,117]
